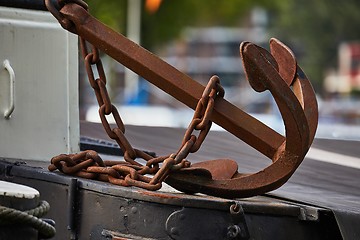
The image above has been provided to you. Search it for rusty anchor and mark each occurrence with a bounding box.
[46,1,318,198]
[165,39,318,198]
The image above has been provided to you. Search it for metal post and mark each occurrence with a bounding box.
[125,0,141,101]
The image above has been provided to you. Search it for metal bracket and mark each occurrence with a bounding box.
[165,202,249,240]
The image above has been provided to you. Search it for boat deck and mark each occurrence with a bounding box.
[1,121,359,239]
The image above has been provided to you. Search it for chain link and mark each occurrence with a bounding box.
[46,0,225,191]
[45,0,88,34]
[180,75,224,154]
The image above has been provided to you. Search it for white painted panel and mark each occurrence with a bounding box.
[0,7,79,161]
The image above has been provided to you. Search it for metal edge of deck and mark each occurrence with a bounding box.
[0,158,323,217]
[0,158,343,239]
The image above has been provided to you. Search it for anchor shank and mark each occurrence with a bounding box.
[60,4,285,159]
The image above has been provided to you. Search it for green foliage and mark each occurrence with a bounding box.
[142,0,265,49]
[85,0,266,49]
[84,0,360,91]
[85,0,127,32]
[271,0,360,90]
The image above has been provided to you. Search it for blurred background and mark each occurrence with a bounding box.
[81,0,360,140]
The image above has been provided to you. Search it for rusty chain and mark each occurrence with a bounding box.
[46,0,225,191]
[45,0,319,198]
[45,0,88,34]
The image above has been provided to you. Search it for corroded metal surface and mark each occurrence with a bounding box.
[166,40,318,198]
[46,0,318,198]
[58,3,285,159]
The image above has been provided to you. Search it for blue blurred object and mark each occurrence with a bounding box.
[125,78,149,105]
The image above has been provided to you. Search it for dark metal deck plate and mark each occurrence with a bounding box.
[0,159,341,239]
[80,122,360,239]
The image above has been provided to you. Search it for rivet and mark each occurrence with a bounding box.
[227,225,241,239]
[131,207,138,214]
[170,227,179,236]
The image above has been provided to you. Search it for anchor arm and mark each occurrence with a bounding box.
[293,66,318,146]
[241,42,309,158]
[166,40,318,198]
